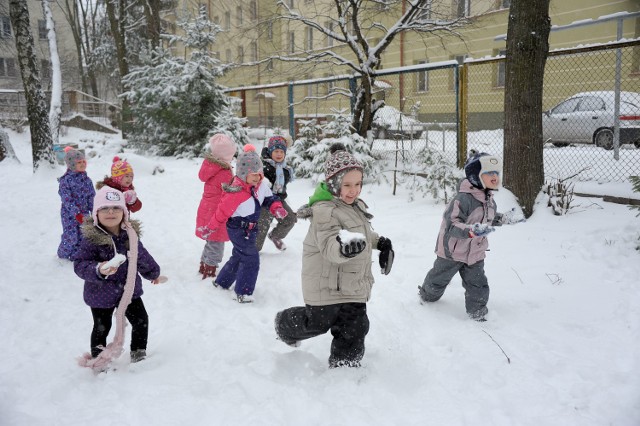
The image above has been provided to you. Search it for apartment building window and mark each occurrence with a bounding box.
[267,21,273,40]
[495,49,506,87]
[0,58,17,77]
[237,46,244,63]
[288,31,295,54]
[306,27,313,50]
[0,17,11,38]
[40,60,51,80]
[453,0,470,18]
[38,20,47,40]
[225,49,232,63]
[213,15,220,26]
[418,0,432,21]
[236,7,243,26]
[250,41,258,62]
[417,60,429,92]
[224,11,231,30]
[287,0,294,8]
[250,0,257,20]
[499,0,511,9]
[326,22,334,47]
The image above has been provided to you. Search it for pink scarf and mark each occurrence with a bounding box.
[77,221,139,372]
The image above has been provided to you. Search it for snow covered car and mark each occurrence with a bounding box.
[542,91,640,150]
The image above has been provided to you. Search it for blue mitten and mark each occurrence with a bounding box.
[470,223,495,237]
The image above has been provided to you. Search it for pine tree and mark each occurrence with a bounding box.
[405,147,462,204]
[210,102,250,153]
[122,9,229,156]
[289,118,320,179]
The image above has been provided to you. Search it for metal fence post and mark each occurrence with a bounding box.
[457,63,468,168]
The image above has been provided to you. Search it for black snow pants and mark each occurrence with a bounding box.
[275,302,370,368]
[89,297,149,358]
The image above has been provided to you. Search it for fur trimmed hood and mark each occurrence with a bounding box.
[204,152,233,169]
[81,217,142,246]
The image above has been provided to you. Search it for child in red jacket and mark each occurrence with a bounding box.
[195,134,236,279]
[96,157,142,213]
[198,145,288,303]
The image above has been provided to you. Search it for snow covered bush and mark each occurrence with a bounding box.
[210,101,251,150]
[299,110,382,185]
[404,146,462,203]
[122,9,229,156]
[289,119,321,179]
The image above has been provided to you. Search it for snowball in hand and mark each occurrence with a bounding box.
[103,254,126,269]
[338,229,365,243]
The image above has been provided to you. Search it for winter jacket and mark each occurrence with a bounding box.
[206,177,283,233]
[262,159,294,200]
[57,170,95,259]
[195,154,233,241]
[298,182,380,306]
[434,178,501,266]
[96,177,142,212]
[74,218,160,308]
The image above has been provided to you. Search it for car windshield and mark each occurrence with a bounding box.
[551,97,580,114]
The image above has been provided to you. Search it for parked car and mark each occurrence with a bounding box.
[542,91,640,149]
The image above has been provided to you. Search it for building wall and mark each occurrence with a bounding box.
[0,0,80,91]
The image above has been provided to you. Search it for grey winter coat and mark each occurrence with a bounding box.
[299,197,380,306]
[434,178,502,266]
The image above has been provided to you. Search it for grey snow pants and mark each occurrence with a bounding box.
[419,257,489,319]
[256,199,297,251]
[201,240,225,267]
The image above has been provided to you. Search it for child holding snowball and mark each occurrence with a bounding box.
[274,143,394,369]
[74,187,161,364]
[418,151,523,321]
[96,157,142,213]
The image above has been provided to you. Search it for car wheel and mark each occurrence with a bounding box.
[594,128,614,150]
[552,142,569,148]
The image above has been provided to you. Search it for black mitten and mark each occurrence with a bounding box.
[337,235,366,258]
[377,237,394,275]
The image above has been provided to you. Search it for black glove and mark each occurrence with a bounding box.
[337,235,366,258]
[377,237,394,275]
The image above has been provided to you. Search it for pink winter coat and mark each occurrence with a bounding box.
[195,155,233,241]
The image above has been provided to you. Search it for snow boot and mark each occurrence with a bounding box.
[198,261,205,275]
[274,312,300,347]
[130,349,147,363]
[236,294,254,303]
[268,232,287,251]
[201,264,217,279]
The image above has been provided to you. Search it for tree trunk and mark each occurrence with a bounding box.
[42,0,62,145]
[503,0,551,217]
[106,0,131,135]
[142,0,161,50]
[9,0,54,171]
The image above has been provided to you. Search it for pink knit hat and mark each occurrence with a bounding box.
[209,134,237,164]
[92,186,129,223]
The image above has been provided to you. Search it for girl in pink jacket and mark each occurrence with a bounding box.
[195,134,236,279]
[199,144,288,303]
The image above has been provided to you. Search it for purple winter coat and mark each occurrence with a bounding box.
[57,170,95,259]
[73,218,160,308]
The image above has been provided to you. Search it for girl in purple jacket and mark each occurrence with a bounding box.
[74,187,161,363]
[418,152,507,321]
[57,147,95,260]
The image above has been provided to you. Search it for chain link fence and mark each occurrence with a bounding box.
[226,40,640,182]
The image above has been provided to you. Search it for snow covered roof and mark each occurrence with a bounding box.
[255,91,276,99]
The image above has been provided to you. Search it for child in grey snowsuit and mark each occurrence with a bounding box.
[256,135,297,251]
[274,143,394,368]
[418,151,521,321]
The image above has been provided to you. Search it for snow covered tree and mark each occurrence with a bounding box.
[210,102,251,152]
[502,0,551,217]
[271,0,469,138]
[404,147,462,203]
[9,0,54,171]
[41,0,62,145]
[306,110,381,184]
[289,118,321,179]
[122,9,230,156]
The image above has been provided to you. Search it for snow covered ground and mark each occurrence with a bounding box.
[1,128,639,426]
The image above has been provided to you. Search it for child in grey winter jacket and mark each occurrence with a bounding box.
[274,143,394,368]
[418,151,521,321]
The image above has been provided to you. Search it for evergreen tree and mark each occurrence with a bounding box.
[121,9,228,156]
[210,102,250,152]
[405,147,462,204]
[289,118,320,179]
